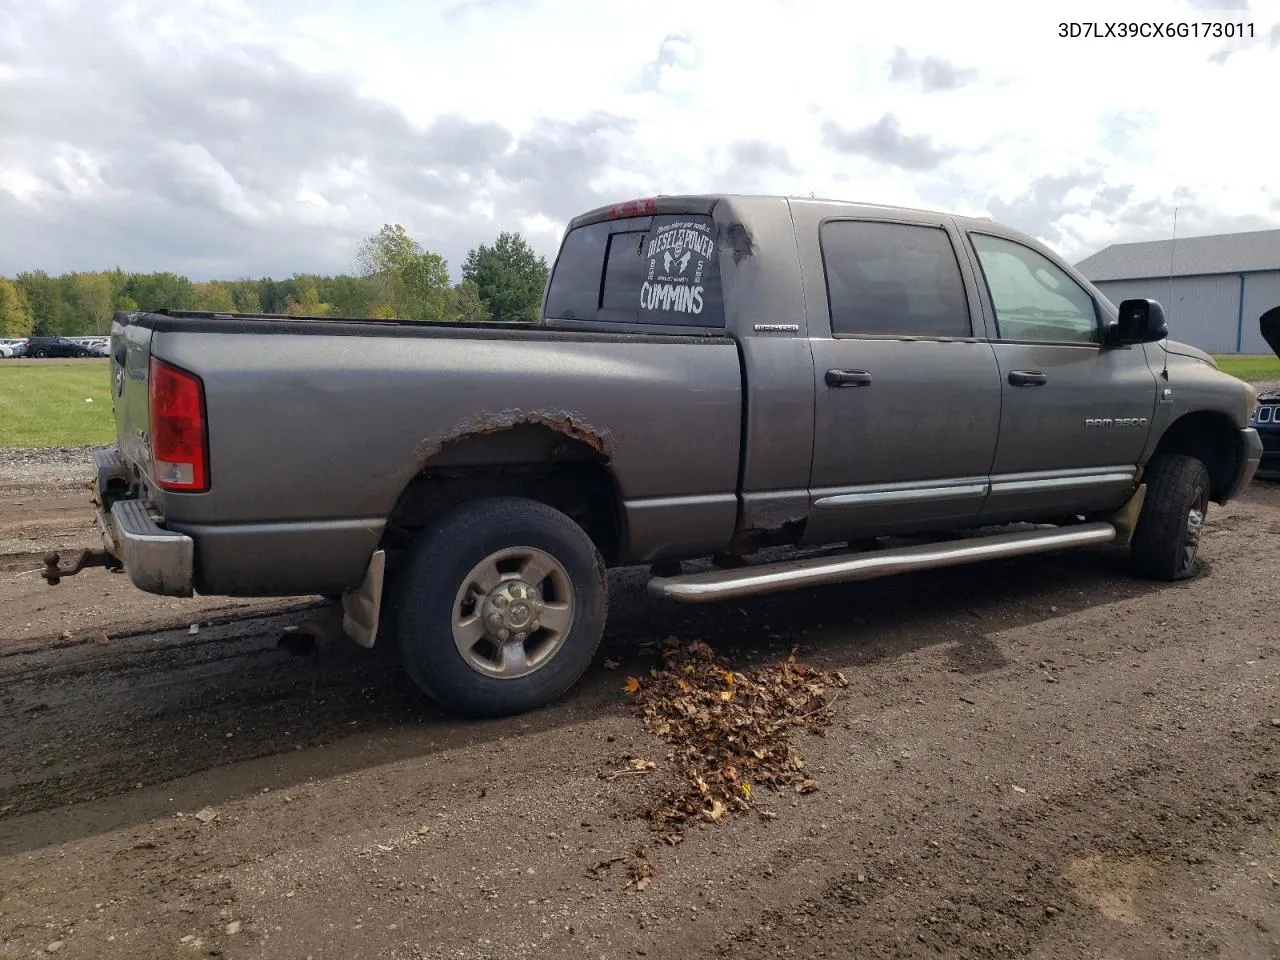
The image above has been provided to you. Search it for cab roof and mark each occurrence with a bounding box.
[566,193,996,232]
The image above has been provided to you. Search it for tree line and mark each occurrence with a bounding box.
[0,225,550,337]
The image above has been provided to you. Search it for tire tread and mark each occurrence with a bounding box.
[1130,454,1210,581]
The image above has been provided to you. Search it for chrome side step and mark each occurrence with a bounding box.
[647,522,1118,603]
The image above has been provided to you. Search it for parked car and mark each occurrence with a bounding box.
[0,338,26,358]
[56,194,1262,718]
[1253,307,1280,479]
[24,336,92,358]
[0,343,12,359]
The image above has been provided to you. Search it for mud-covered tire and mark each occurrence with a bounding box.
[396,497,607,718]
[1130,455,1211,582]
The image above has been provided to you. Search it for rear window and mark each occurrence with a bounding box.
[544,215,724,328]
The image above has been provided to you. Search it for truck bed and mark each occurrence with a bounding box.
[110,310,744,595]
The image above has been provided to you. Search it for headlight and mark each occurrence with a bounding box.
[1244,384,1259,423]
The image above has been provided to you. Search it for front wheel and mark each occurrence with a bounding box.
[396,497,608,718]
[1129,454,1211,581]
[33,349,48,358]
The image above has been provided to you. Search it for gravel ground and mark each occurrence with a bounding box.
[0,445,109,487]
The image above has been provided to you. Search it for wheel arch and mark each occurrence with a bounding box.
[1145,410,1244,504]
[381,423,628,566]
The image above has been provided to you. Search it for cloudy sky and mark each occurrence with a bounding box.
[2,0,1278,282]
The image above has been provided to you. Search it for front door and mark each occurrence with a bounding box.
[802,217,1002,545]
[963,231,1158,519]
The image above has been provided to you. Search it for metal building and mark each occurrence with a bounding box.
[1074,228,1280,355]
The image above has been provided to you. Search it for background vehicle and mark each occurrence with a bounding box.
[0,338,26,358]
[24,336,92,358]
[1254,307,1280,479]
[61,195,1262,718]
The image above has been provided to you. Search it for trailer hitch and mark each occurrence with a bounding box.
[41,549,123,585]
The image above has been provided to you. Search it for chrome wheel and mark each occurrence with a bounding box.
[451,546,575,680]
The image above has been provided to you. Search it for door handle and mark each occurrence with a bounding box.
[1008,370,1048,387]
[825,369,873,388]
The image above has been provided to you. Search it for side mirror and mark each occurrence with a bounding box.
[1109,298,1169,346]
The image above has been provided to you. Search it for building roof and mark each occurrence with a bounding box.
[1075,228,1280,282]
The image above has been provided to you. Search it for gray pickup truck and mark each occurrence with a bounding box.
[51,194,1263,717]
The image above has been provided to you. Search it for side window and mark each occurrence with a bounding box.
[820,220,972,338]
[969,233,1099,344]
[543,215,724,328]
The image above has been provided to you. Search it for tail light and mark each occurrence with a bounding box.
[148,357,208,492]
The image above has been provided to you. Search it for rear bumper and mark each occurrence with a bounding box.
[95,448,195,597]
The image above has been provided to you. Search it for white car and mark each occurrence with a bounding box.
[0,343,13,359]
[1,338,28,357]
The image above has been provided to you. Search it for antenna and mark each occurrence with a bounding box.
[1162,206,1177,379]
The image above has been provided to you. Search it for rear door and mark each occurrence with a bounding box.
[962,230,1158,519]
[795,212,1003,543]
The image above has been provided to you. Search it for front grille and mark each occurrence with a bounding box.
[1255,403,1279,425]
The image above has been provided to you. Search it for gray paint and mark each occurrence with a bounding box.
[98,193,1262,600]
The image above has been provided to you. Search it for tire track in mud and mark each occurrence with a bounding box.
[0,603,412,822]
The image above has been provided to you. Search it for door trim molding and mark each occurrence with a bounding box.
[988,466,1135,495]
[813,466,1136,509]
[813,476,990,509]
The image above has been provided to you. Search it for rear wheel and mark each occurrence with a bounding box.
[1130,454,1211,581]
[396,497,607,718]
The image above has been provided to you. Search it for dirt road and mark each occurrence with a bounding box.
[1,450,1277,960]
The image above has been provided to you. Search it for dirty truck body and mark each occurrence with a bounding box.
[86,194,1263,716]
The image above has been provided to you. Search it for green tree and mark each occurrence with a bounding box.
[194,281,237,313]
[462,232,548,323]
[355,223,451,321]
[15,271,70,335]
[284,280,332,317]
[443,280,491,323]
[257,278,290,314]
[121,272,195,312]
[0,277,35,336]
[321,274,374,319]
[70,272,117,333]
[228,282,262,314]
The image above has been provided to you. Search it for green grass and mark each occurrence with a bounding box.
[0,360,116,448]
[1213,355,1280,382]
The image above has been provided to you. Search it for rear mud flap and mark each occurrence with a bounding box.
[341,549,386,649]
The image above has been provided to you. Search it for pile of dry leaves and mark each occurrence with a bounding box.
[620,636,849,841]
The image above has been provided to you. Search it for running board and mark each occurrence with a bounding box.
[647,522,1118,603]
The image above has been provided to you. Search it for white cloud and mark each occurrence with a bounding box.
[1,0,1278,279]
